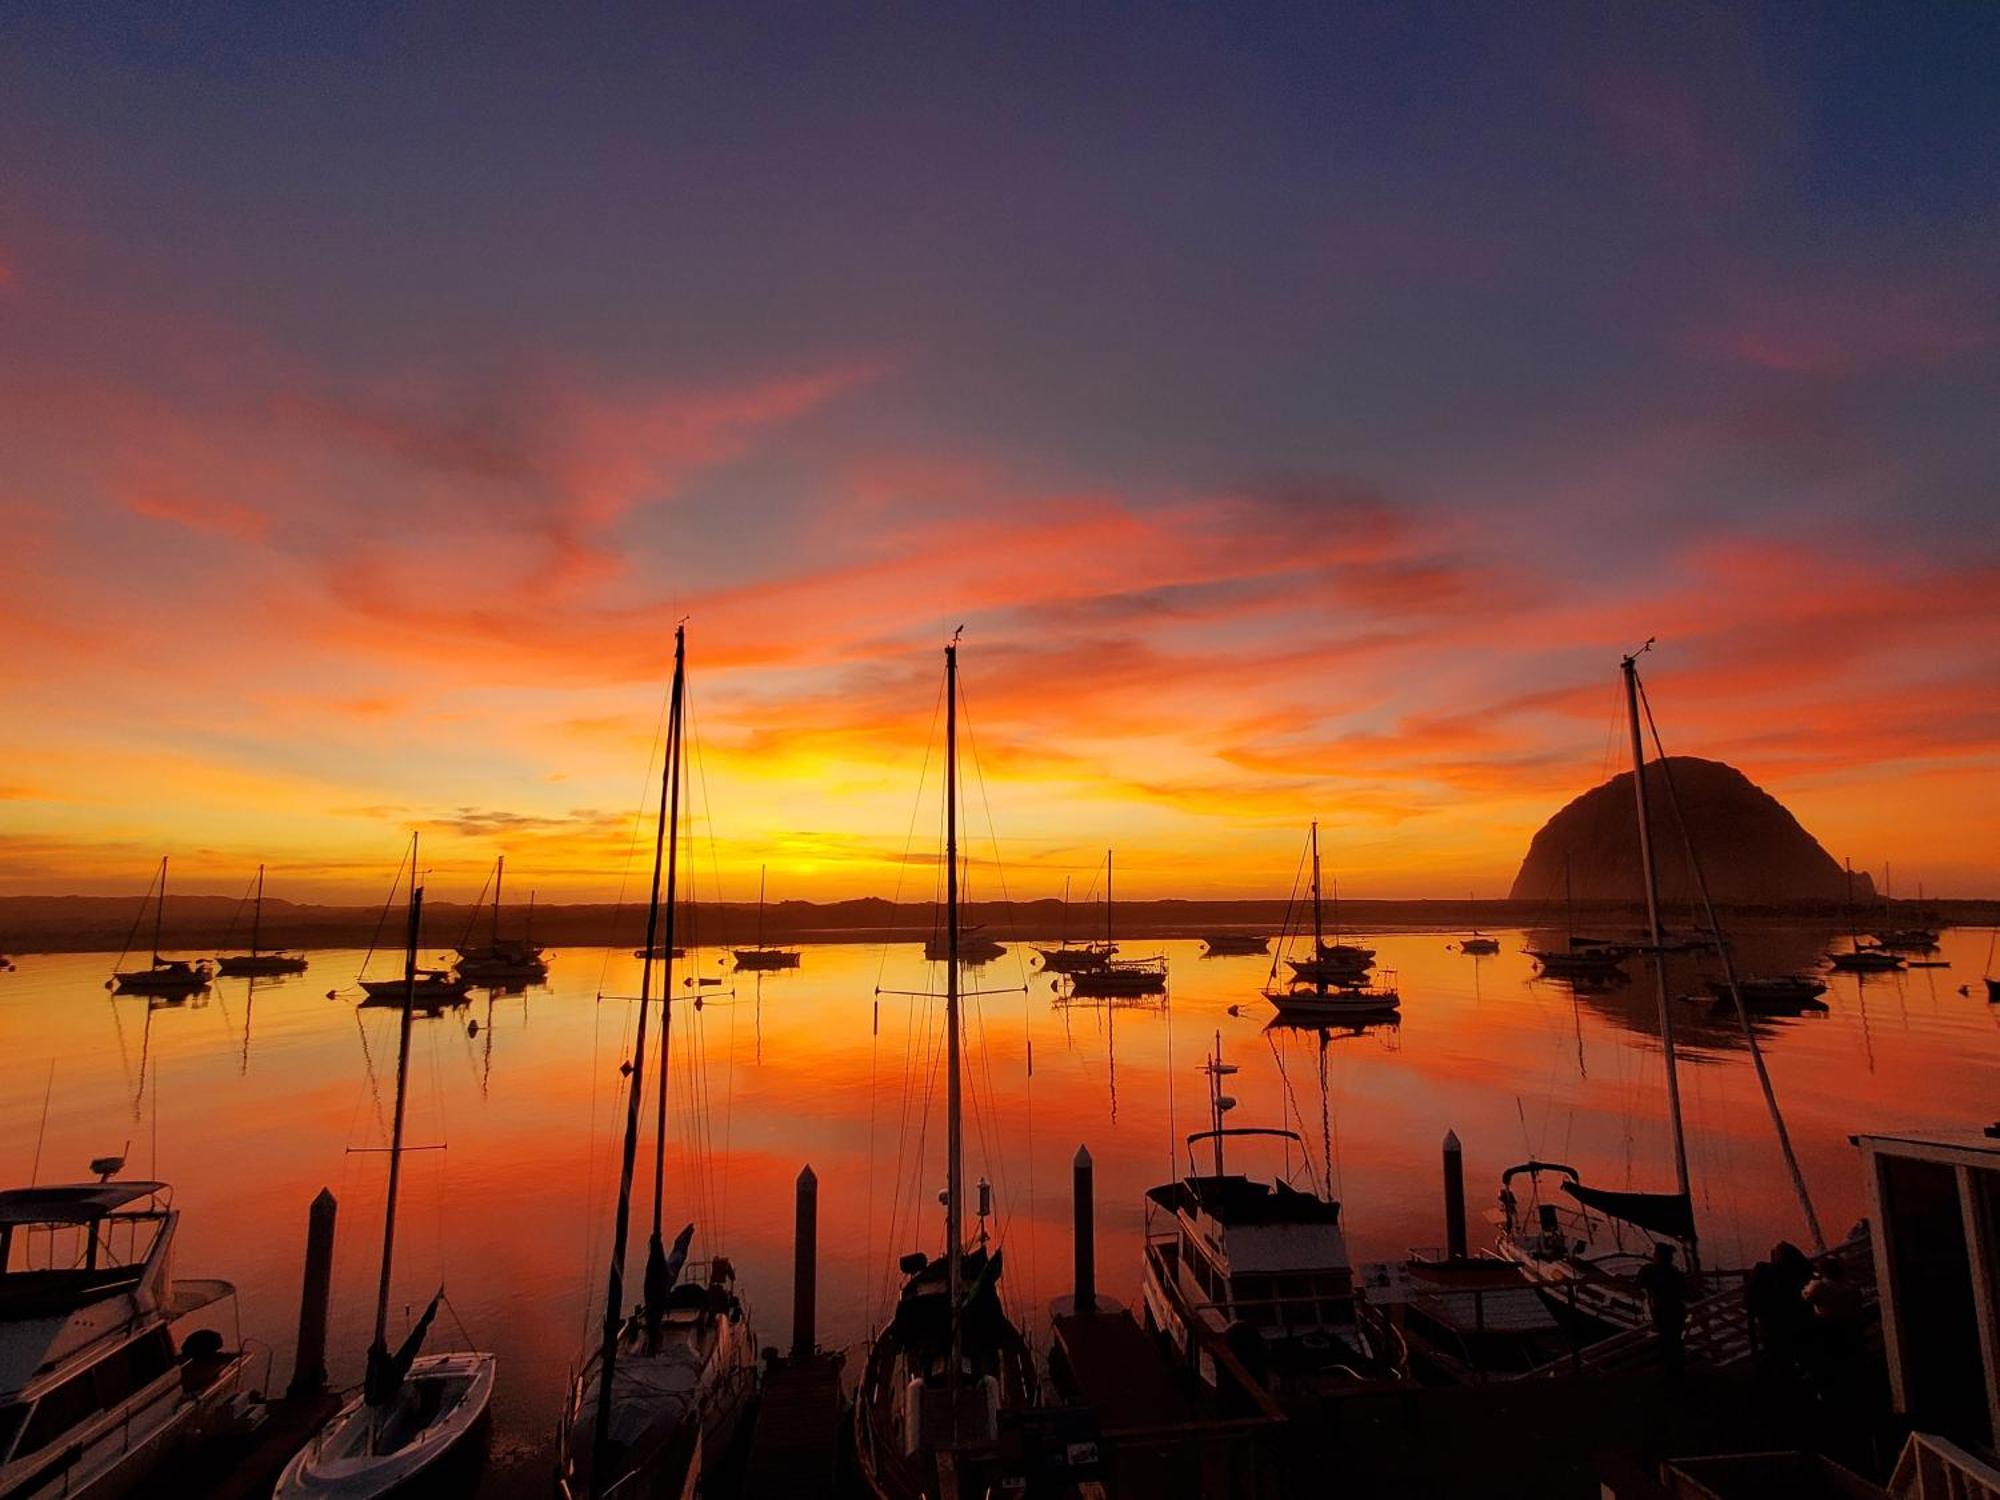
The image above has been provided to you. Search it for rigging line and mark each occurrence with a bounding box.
[874,670,948,995]
[1636,673,1825,1252]
[353,840,412,989]
[109,858,162,977]
[214,872,257,956]
[456,862,496,953]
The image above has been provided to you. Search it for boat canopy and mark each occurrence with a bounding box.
[0,1183,166,1228]
[1560,1181,1695,1242]
[1498,1160,1580,1190]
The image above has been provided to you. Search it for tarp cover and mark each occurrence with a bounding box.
[1560,1181,1695,1241]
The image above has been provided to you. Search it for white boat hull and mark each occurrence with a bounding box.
[273,1351,495,1499]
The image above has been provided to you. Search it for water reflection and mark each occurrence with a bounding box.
[1,927,1997,1494]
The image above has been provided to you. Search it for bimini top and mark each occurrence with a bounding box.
[0,1183,167,1228]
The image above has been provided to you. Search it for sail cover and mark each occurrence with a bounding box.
[1561,1180,1695,1241]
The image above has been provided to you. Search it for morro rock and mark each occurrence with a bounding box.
[1508,757,1867,906]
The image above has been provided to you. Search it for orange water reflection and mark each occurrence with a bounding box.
[2,929,1996,1489]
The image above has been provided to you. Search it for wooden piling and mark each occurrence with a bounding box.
[1074,1144,1096,1314]
[792,1164,817,1358]
[288,1187,336,1397]
[1443,1129,1467,1261]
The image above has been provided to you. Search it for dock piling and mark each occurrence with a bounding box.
[1074,1144,1096,1314]
[792,1164,817,1358]
[288,1187,337,1397]
[1443,1129,1466,1260]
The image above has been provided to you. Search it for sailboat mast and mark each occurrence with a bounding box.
[153,856,168,966]
[652,637,689,1247]
[757,865,766,950]
[1105,850,1113,948]
[250,864,265,958]
[944,635,965,1419]
[493,856,504,946]
[373,834,422,1354]
[592,624,682,1475]
[1621,651,1694,1255]
[1310,823,1324,954]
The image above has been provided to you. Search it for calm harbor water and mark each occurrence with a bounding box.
[3,927,1995,1492]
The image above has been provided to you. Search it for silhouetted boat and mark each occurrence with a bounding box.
[1525,857,1630,980]
[215,865,309,976]
[1700,974,1828,1011]
[1458,931,1500,955]
[1063,853,1166,997]
[732,867,801,971]
[1034,876,1117,972]
[924,927,1005,964]
[1141,1034,1405,1397]
[1828,860,1906,972]
[110,858,212,997]
[1359,1251,1569,1383]
[358,970,472,1007]
[0,1177,252,1498]
[561,626,756,1500]
[277,834,496,1498]
[1267,823,1398,1017]
[856,635,1036,1500]
[455,857,548,984]
[1199,932,1270,956]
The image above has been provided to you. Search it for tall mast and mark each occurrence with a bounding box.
[371,833,422,1362]
[153,856,168,966]
[593,624,683,1479]
[757,865,766,949]
[1104,849,1113,947]
[651,641,688,1258]
[944,633,964,1423]
[492,856,504,947]
[1621,649,1694,1259]
[1310,823,1324,955]
[250,864,265,958]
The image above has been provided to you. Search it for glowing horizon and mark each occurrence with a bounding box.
[2,7,1995,902]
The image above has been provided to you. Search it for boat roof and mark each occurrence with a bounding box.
[0,1183,167,1227]
[1147,1174,1342,1226]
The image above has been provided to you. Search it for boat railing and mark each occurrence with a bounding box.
[1889,1432,2000,1500]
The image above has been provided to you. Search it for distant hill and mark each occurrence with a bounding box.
[1508,756,1870,906]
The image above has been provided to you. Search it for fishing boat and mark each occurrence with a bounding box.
[856,634,1037,1500]
[109,858,213,997]
[1199,932,1270,956]
[0,1176,252,1499]
[559,626,756,1500]
[454,857,549,985]
[276,834,496,1499]
[1828,860,1907,972]
[1266,824,1399,1019]
[732,867,801,971]
[1034,876,1117,973]
[1141,1035,1405,1397]
[214,865,309,976]
[1064,851,1167,998]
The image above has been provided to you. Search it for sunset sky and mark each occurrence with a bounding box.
[2,4,1995,902]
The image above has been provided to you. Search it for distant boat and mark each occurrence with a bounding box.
[111,857,213,997]
[1525,860,1631,980]
[0,1176,253,1497]
[925,927,1006,964]
[1266,823,1397,1016]
[1828,859,1907,973]
[354,853,472,1009]
[560,624,756,1500]
[1034,874,1117,972]
[277,833,496,1498]
[215,864,309,976]
[733,867,801,971]
[1064,851,1167,998]
[455,856,549,984]
[1199,932,1270,956]
[1141,1035,1406,1398]
[856,635,1036,1500]
[634,945,686,960]
[1458,931,1500,956]
[1702,974,1828,1012]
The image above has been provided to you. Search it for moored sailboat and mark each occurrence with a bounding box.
[1827,860,1907,973]
[1064,851,1167,998]
[215,864,309,977]
[559,625,756,1500]
[109,858,212,997]
[1266,824,1398,1019]
[1034,875,1117,973]
[856,634,1037,1500]
[454,856,549,985]
[732,867,801,971]
[276,833,496,1498]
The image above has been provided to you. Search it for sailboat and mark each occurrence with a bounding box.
[276,833,496,1498]
[1524,856,1630,980]
[1265,824,1398,1019]
[110,858,212,997]
[732,867,801,970]
[1140,1033,1406,1397]
[1827,860,1907,973]
[215,864,309,976]
[855,633,1037,1500]
[1494,650,1706,1332]
[559,626,756,1500]
[1065,851,1168,998]
[1034,875,1117,973]
[455,856,550,985]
